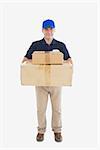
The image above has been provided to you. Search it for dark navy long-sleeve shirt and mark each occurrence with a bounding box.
[24,38,71,60]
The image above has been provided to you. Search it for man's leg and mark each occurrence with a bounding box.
[50,87,62,133]
[49,86,62,142]
[35,86,48,134]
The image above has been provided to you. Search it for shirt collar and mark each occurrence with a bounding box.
[42,38,56,45]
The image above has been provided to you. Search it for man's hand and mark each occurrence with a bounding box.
[22,57,31,63]
[64,58,73,65]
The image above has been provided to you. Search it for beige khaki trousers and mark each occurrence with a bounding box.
[35,86,62,134]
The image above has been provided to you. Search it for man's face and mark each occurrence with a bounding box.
[42,28,55,39]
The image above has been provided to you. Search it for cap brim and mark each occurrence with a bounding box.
[43,26,54,29]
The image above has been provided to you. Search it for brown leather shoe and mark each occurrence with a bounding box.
[54,132,62,142]
[36,133,44,142]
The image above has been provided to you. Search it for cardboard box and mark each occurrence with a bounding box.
[32,50,63,65]
[20,61,73,86]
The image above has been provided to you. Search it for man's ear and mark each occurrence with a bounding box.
[42,29,45,34]
[53,29,55,33]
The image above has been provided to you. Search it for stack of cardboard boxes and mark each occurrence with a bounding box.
[20,51,73,86]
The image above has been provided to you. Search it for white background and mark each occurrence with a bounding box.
[0,0,99,149]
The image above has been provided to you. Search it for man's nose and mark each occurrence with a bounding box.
[47,31,51,34]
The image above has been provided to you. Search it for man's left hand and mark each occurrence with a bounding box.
[64,58,73,65]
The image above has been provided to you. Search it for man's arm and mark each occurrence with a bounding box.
[22,42,36,63]
[62,43,73,65]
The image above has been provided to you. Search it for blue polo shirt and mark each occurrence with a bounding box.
[24,38,71,60]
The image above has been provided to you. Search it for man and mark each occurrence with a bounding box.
[22,19,73,142]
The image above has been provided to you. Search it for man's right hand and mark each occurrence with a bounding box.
[22,57,31,63]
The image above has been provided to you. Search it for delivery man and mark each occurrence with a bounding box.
[22,19,73,142]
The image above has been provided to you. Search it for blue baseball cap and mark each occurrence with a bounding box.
[42,19,55,29]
